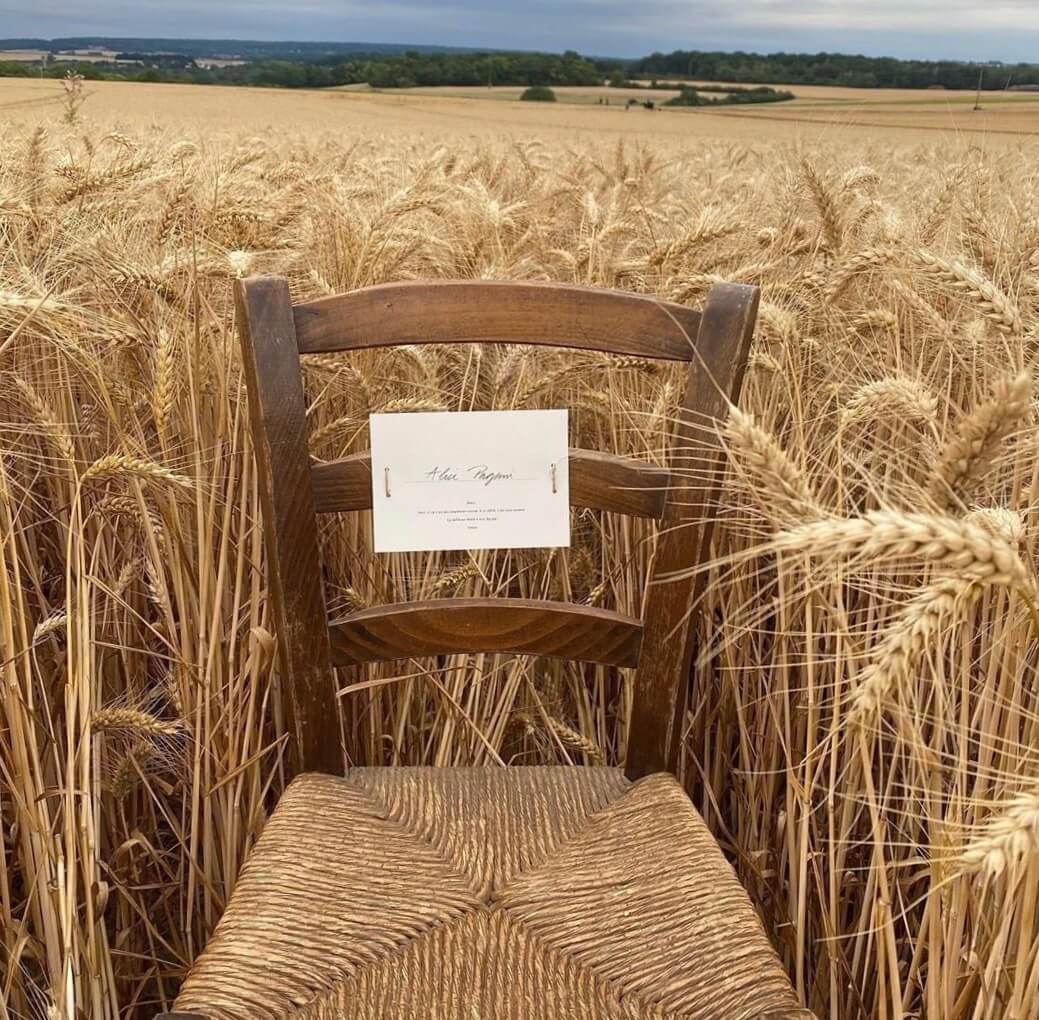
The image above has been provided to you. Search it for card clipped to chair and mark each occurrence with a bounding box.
[370,409,570,553]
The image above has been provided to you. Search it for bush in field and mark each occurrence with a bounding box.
[665,84,794,106]
[664,86,706,106]
[520,85,556,102]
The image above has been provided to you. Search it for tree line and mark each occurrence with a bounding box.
[2,45,1037,92]
[627,50,1039,90]
[0,49,606,89]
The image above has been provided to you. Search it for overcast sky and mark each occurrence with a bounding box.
[2,1,1038,62]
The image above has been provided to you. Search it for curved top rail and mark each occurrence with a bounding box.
[293,280,701,361]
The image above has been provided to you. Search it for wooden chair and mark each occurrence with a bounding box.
[161,279,812,1020]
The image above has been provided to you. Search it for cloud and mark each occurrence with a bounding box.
[1,0,1037,61]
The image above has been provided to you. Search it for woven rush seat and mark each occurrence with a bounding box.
[174,768,808,1020]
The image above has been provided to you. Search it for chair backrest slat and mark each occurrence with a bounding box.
[294,280,701,360]
[236,277,757,780]
[329,599,642,669]
[311,448,671,519]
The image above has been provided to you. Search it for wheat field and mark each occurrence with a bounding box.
[2,79,1039,1020]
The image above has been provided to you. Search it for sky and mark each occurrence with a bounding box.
[2,1,1038,62]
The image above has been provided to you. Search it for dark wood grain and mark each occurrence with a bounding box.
[329,598,643,668]
[311,448,670,519]
[294,281,701,361]
[625,282,759,780]
[311,451,372,512]
[235,277,342,776]
[569,449,669,518]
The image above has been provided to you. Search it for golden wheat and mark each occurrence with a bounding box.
[2,107,1039,1020]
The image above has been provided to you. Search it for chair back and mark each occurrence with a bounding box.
[236,278,758,779]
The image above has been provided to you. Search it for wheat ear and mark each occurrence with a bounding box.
[430,563,481,595]
[150,329,176,434]
[774,511,1037,597]
[841,376,938,428]
[959,787,1039,878]
[725,408,826,522]
[542,716,605,764]
[824,245,896,300]
[14,377,76,465]
[847,576,983,727]
[91,708,183,737]
[927,371,1032,510]
[81,454,192,489]
[799,159,844,251]
[912,249,1023,335]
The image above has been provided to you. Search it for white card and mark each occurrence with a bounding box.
[370,410,570,553]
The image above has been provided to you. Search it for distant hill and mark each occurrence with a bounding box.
[0,37,490,60]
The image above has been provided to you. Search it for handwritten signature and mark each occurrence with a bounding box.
[424,465,514,487]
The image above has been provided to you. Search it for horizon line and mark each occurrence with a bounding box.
[0,34,1030,67]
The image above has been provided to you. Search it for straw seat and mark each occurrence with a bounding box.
[173,768,809,1020]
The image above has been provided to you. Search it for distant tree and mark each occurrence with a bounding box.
[664,86,704,106]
